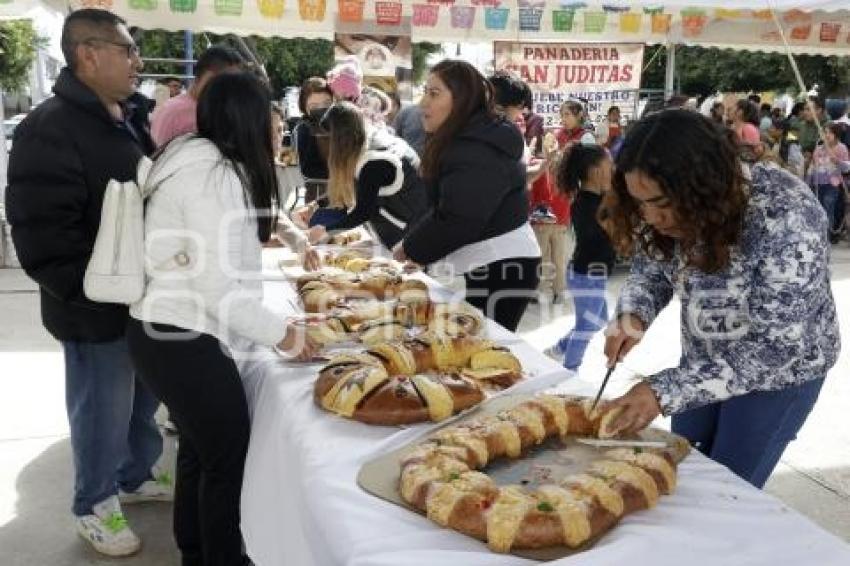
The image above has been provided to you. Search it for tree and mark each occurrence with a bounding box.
[135,30,443,98]
[250,37,334,95]
[0,20,45,93]
[641,45,850,97]
[412,42,442,83]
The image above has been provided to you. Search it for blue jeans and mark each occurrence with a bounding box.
[63,338,163,516]
[817,184,840,232]
[556,269,609,370]
[672,377,825,488]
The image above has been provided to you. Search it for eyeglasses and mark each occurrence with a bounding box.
[82,38,141,58]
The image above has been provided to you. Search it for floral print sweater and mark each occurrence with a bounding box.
[616,163,840,415]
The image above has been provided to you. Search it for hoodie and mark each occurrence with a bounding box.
[130,136,288,349]
[404,113,531,266]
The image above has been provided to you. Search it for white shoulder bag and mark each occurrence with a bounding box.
[83,156,154,304]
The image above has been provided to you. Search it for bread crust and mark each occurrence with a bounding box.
[397,395,686,553]
[315,336,513,424]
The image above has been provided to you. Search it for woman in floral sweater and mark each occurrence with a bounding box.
[602,109,839,488]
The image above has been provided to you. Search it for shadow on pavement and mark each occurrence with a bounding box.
[0,438,179,566]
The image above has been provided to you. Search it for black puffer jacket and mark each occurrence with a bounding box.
[5,68,154,342]
[403,113,529,266]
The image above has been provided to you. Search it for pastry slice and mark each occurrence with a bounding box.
[323,363,390,418]
[359,319,407,345]
[368,341,417,375]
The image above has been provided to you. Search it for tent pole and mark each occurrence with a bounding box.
[664,42,677,100]
[1,91,6,203]
[184,31,194,81]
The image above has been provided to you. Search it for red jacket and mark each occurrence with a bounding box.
[528,160,570,226]
[556,127,589,147]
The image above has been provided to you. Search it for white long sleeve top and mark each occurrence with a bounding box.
[130,136,287,349]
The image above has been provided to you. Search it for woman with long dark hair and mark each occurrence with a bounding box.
[127,72,316,566]
[732,99,761,147]
[304,101,425,250]
[557,100,595,147]
[392,60,541,331]
[601,109,838,489]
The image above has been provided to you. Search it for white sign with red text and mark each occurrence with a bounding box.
[495,42,644,128]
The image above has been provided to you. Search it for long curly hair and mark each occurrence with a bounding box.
[604,109,748,273]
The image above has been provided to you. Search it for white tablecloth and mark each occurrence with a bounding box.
[240,260,850,566]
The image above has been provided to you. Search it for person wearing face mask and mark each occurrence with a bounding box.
[600,109,838,489]
[293,76,334,203]
[393,60,541,331]
[5,9,163,556]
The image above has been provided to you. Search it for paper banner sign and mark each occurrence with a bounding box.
[619,12,640,33]
[820,22,841,43]
[62,1,850,56]
[485,7,509,30]
[258,0,284,18]
[338,0,365,22]
[791,25,812,41]
[584,10,606,33]
[375,1,403,26]
[129,0,156,9]
[552,9,574,32]
[412,3,438,26]
[299,0,326,20]
[450,5,475,29]
[680,8,708,38]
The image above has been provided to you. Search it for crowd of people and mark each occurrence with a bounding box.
[2,7,842,565]
[709,93,850,242]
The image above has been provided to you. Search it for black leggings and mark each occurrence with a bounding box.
[127,320,250,566]
[463,256,541,332]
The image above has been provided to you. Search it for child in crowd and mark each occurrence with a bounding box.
[544,145,616,370]
[557,100,596,148]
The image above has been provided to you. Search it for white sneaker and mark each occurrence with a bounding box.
[119,472,174,504]
[543,344,564,362]
[76,495,140,557]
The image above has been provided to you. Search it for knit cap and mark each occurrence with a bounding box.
[327,56,363,102]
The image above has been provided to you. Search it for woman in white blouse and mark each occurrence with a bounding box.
[127,72,315,566]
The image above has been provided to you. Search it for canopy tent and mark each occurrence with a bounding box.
[2,1,850,55]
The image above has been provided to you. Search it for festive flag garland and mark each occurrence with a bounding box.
[32,1,848,52]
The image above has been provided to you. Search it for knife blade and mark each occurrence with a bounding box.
[576,438,667,449]
[590,342,625,411]
[590,363,616,412]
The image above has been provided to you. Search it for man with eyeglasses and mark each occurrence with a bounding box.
[5,8,165,557]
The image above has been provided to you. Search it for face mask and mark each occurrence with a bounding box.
[307,107,330,124]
